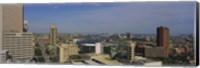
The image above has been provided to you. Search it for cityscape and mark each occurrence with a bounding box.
[0,2,197,66]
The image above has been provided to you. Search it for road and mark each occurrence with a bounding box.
[36,38,51,63]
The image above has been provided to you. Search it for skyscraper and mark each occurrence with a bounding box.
[127,41,136,63]
[157,26,169,57]
[1,4,23,32]
[0,4,34,61]
[0,5,3,52]
[50,26,57,46]
[50,26,57,56]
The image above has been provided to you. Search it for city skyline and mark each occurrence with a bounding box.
[24,2,196,34]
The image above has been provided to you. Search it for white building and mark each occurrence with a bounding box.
[0,50,9,63]
[127,41,136,63]
[81,43,103,54]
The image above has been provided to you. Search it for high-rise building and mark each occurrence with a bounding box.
[23,20,29,32]
[50,26,57,56]
[127,41,136,63]
[0,4,23,32]
[0,4,34,61]
[50,26,57,46]
[3,32,34,60]
[156,26,169,57]
[0,5,3,52]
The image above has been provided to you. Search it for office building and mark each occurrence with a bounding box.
[127,41,136,63]
[0,4,34,61]
[81,43,103,54]
[95,43,103,54]
[50,26,57,56]
[58,44,79,63]
[3,32,34,60]
[23,20,29,32]
[0,4,24,52]
[0,4,23,32]
[50,26,57,45]
[157,26,169,57]
[0,5,3,52]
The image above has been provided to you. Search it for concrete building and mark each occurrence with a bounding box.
[0,4,34,61]
[127,41,136,63]
[58,44,79,63]
[50,26,57,45]
[3,32,34,60]
[50,26,57,56]
[95,43,103,54]
[157,26,169,57]
[0,4,23,32]
[0,4,3,54]
[81,43,103,54]
[144,47,166,58]
[0,4,23,53]
[0,50,9,63]
[38,35,50,45]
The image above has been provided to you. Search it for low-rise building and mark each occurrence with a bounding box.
[81,43,103,54]
[144,47,167,58]
[58,44,79,63]
[0,50,9,63]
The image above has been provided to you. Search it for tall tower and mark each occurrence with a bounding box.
[0,4,3,51]
[157,26,169,57]
[0,4,34,61]
[2,4,23,32]
[50,26,57,46]
[50,26,57,56]
[127,41,136,63]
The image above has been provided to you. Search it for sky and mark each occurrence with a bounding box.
[24,2,196,34]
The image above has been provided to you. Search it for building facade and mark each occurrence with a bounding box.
[157,26,169,57]
[58,44,79,63]
[3,32,34,60]
[144,47,166,58]
[0,4,3,53]
[127,41,136,63]
[0,50,9,63]
[50,26,57,45]
[1,4,23,32]
[50,26,57,56]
